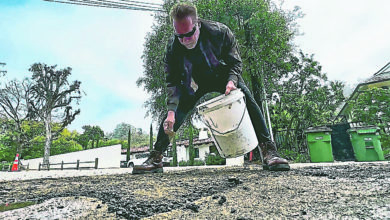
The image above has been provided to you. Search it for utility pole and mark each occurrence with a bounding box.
[259,64,274,142]
[0,62,6,76]
[42,0,163,12]
[262,86,274,142]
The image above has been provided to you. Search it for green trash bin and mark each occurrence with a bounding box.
[305,127,334,162]
[347,126,385,161]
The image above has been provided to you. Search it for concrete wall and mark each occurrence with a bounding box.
[21,145,122,170]
[176,144,210,162]
[177,145,187,162]
[226,156,244,166]
[198,145,210,160]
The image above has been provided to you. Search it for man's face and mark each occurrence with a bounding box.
[173,16,200,49]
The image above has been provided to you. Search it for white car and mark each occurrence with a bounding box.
[127,152,173,167]
[127,152,150,168]
[162,156,173,166]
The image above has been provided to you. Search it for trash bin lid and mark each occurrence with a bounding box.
[305,126,332,133]
[347,126,380,134]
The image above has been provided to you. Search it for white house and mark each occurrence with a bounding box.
[337,62,390,122]
[123,128,245,166]
[121,138,215,164]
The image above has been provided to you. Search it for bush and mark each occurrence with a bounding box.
[0,136,17,162]
[279,149,309,163]
[23,155,33,160]
[0,162,11,171]
[178,160,189,166]
[100,139,124,148]
[169,160,176,167]
[193,159,205,166]
[51,140,83,156]
[381,134,390,160]
[205,153,226,165]
[177,159,205,166]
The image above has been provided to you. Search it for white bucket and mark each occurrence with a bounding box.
[197,89,258,158]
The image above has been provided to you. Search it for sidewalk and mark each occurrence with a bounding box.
[0,165,226,182]
[1,161,388,182]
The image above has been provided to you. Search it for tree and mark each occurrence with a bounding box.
[28,63,82,165]
[78,125,104,149]
[137,0,301,127]
[270,52,345,149]
[0,119,19,161]
[196,0,300,108]
[112,123,133,140]
[137,0,183,123]
[149,123,153,151]
[76,132,89,150]
[139,0,344,156]
[91,126,104,148]
[51,128,82,155]
[0,119,46,161]
[110,122,150,147]
[347,87,390,130]
[20,124,82,160]
[0,78,33,156]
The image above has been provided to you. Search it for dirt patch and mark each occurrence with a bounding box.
[0,162,389,219]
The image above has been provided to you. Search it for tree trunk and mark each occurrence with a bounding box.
[15,133,22,154]
[43,114,52,165]
[16,140,23,160]
[149,124,153,151]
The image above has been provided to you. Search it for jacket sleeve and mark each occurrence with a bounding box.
[222,27,242,86]
[164,42,181,112]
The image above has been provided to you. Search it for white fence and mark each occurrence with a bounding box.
[21,144,122,170]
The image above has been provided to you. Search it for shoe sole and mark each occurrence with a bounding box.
[132,168,163,174]
[263,164,290,171]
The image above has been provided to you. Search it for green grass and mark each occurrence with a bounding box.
[0,201,36,212]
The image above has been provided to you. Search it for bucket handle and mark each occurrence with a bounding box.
[199,95,247,135]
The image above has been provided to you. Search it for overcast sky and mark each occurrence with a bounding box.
[1,0,389,134]
[281,0,390,84]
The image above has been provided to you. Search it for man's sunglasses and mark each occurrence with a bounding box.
[175,25,197,39]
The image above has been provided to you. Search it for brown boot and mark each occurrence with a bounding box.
[259,141,290,171]
[132,150,163,174]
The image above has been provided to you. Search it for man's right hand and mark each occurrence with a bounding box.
[164,111,175,136]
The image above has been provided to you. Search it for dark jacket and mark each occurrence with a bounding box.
[164,19,242,112]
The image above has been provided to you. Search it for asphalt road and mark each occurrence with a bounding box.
[1,161,389,219]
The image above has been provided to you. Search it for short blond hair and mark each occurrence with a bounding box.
[170,2,198,23]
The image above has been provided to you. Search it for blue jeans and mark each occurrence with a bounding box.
[154,78,271,153]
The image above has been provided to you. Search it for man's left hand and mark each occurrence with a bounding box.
[225,80,237,95]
